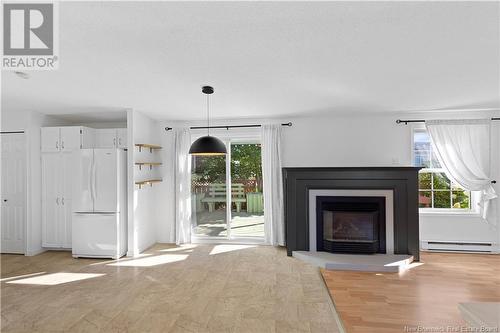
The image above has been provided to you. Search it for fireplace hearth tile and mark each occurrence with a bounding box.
[292,251,414,273]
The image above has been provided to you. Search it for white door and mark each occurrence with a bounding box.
[41,127,60,153]
[116,129,127,149]
[61,152,73,248]
[93,149,117,212]
[95,129,117,148]
[41,153,61,247]
[1,133,26,254]
[72,149,94,213]
[60,127,81,151]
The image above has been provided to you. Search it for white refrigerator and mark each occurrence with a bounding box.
[72,149,127,259]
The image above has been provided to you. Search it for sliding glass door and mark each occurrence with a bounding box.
[229,142,264,238]
[191,138,264,241]
[191,153,227,238]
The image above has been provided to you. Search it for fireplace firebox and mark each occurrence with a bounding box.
[316,196,386,254]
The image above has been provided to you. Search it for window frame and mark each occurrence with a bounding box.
[411,125,480,215]
[190,128,266,243]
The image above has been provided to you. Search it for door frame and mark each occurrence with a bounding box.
[1,131,27,254]
[190,129,265,244]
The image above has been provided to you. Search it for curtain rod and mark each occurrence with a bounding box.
[164,122,292,131]
[396,118,500,125]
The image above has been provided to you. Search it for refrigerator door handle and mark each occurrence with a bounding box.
[91,158,97,203]
[88,158,93,202]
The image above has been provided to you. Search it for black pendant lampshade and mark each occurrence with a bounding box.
[189,86,227,156]
[189,136,227,155]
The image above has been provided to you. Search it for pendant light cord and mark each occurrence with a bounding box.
[207,94,210,136]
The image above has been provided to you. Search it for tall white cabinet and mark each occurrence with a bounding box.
[41,126,94,248]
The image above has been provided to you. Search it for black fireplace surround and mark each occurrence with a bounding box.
[283,167,421,260]
[317,196,386,254]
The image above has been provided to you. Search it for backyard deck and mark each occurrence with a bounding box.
[192,210,264,238]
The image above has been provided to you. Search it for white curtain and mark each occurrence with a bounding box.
[425,119,497,221]
[261,124,285,246]
[174,128,192,244]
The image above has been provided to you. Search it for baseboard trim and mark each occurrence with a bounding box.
[25,248,47,256]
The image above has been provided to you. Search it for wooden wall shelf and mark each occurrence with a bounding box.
[135,162,162,170]
[135,179,162,189]
[135,143,162,152]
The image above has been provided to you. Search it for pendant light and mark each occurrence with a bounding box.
[189,86,227,155]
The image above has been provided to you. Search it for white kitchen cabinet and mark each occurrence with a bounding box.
[95,129,117,148]
[41,127,61,152]
[41,126,92,248]
[116,128,127,149]
[61,153,73,248]
[95,128,127,149]
[41,153,74,248]
[41,126,94,153]
[41,126,89,248]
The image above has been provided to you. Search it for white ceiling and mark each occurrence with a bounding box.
[2,1,499,121]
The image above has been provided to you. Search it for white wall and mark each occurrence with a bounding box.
[156,111,500,250]
[156,123,176,244]
[1,110,68,255]
[127,110,162,255]
[281,113,411,167]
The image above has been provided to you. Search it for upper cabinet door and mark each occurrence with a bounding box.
[41,127,60,152]
[116,129,127,149]
[80,127,95,149]
[95,129,117,148]
[60,127,82,151]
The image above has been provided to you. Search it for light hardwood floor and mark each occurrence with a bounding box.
[1,244,341,333]
[321,252,500,333]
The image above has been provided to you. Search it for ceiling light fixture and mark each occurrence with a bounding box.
[189,86,227,156]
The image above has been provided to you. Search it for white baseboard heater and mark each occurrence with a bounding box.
[421,240,497,253]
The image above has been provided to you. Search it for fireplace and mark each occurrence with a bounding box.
[283,167,421,259]
[317,196,386,254]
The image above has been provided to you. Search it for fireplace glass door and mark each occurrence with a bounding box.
[324,211,379,242]
[317,196,386,254]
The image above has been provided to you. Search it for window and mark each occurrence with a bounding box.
[413,129,471,210]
